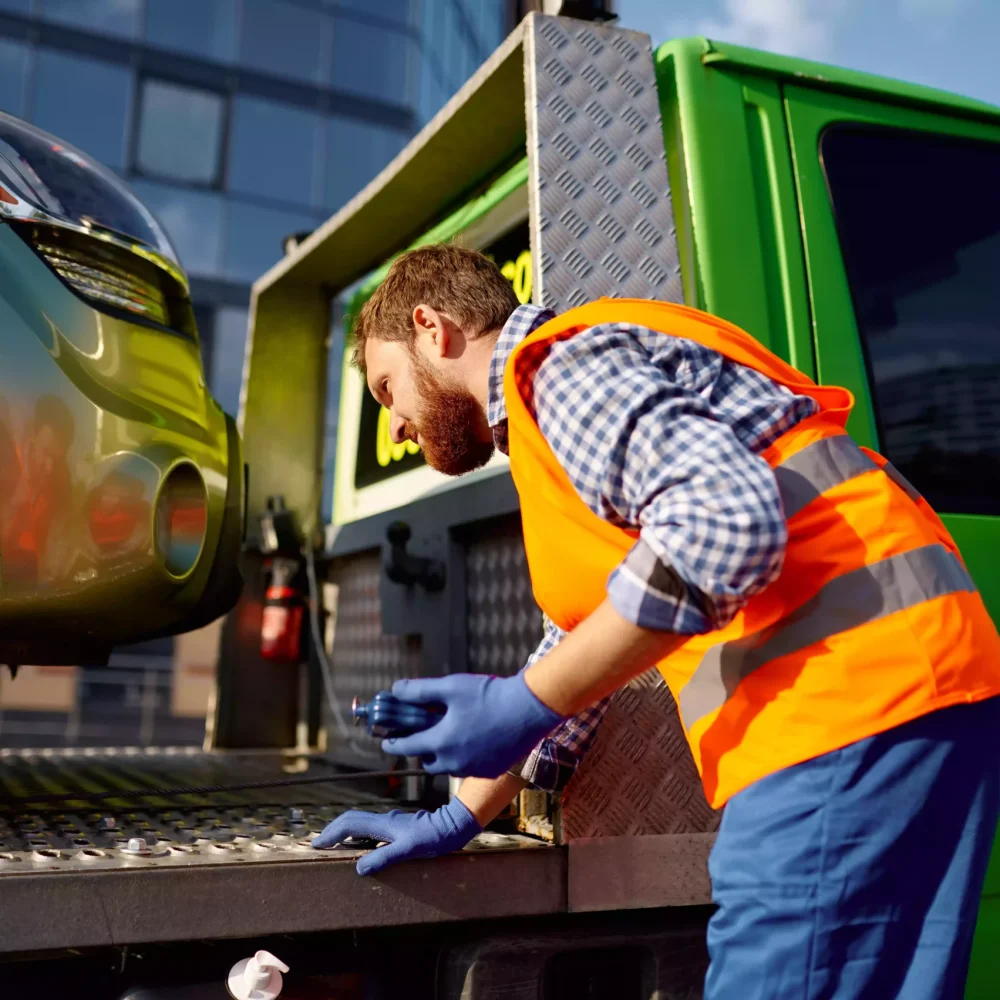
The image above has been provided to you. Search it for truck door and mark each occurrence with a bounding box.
[784,86,1000,1000]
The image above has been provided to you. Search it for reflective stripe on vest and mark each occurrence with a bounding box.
[680,433,965,727]
[775,436,927,519]
[680,543,976,728]
[774,436,877,520]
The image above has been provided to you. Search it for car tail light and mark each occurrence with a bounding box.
[12,222,196,336]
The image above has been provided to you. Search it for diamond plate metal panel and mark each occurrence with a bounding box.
[520,16,702,839]
[466,517,543,678]
[0,749,399,871]
[524,15,683,312]
[0,749,541,876]
[325,551,424,757]
[559,669,720,841]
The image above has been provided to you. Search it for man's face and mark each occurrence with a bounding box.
[365,336,495,477]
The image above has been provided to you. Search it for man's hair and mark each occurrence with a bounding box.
[352,244,519,373]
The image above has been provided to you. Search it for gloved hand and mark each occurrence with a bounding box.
[311,798,482,875]
[382,673,565,778]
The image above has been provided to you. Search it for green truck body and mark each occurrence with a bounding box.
[317,30,1000,995]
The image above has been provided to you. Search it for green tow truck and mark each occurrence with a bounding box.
[241,9,1000,996]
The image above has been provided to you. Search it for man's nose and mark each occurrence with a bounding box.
[389,414,409,445]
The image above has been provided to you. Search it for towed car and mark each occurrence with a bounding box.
[0,114,244,668]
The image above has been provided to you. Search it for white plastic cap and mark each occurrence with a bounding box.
[226,950,289,1000]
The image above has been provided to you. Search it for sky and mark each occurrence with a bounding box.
[614,0,1000,108]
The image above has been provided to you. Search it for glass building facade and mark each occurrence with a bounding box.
[0,0,511,746]
[0,0,510,413]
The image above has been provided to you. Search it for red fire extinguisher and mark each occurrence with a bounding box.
[260,557,304,663]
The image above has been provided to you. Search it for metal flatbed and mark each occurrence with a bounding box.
[0,749,561,953]
[0,748,713,955]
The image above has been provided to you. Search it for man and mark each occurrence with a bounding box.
[314,244,1000,998]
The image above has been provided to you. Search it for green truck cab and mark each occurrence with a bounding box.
[658,40,1000,995]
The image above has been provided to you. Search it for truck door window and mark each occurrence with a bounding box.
[820,125,1000,515]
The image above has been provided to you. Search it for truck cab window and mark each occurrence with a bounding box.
[821,125,1000,515]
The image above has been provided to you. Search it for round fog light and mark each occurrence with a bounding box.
[155,463,208,578]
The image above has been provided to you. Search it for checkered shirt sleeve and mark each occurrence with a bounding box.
[514,614,611,793]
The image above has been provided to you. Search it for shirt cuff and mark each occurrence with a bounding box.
[607,538,714,635]
[518,738,584,793]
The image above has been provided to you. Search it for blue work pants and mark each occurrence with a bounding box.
[705,697,1000,999]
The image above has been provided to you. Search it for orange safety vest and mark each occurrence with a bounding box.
[504,299,1000,808]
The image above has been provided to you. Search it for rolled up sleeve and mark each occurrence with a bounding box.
[532,325,791,634]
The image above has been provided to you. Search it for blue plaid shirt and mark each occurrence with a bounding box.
[489,304,819,792]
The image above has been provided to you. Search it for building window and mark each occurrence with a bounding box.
[331,20,413,106]
[334,0,414,29]
[193,304,216,377]
[31,49,132,170]
[144,0,240,64]
[228,95,324,209]
[135,79,226,186]
[130,179,225,278]
[0,38,28,118]
[38,0,142,39]
[239,0,330,86]
[210,306,250,417]
[223,198,319,283]
[326,115,407,211]
[822,125,1000,516]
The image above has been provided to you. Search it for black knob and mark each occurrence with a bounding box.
[386,521,411,547]
[384,522,446,592]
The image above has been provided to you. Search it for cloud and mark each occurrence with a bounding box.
[692,0,842,61]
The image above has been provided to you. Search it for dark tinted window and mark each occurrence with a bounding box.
[331,0,413,28]
[326,115,407,211]
[0,39,27,118]
[136,80,225,185]
[331,20,413,106]
[822,125,1000,516]
[130,178,222,276]
[32,49,132,171]
[145,0,239,63]
[39,0,141,38]
[223,199,317,283]
[228,95,323,207]
[239,0,328,85]
[211,306,249,417]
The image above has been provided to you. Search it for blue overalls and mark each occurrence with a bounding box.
[706,696,1000,999]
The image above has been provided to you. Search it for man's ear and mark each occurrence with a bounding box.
[413,303,450,358]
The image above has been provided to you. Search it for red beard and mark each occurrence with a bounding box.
[407,353,495,477]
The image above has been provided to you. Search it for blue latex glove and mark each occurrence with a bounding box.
[382,673,565,778]
[311,798,482,875]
